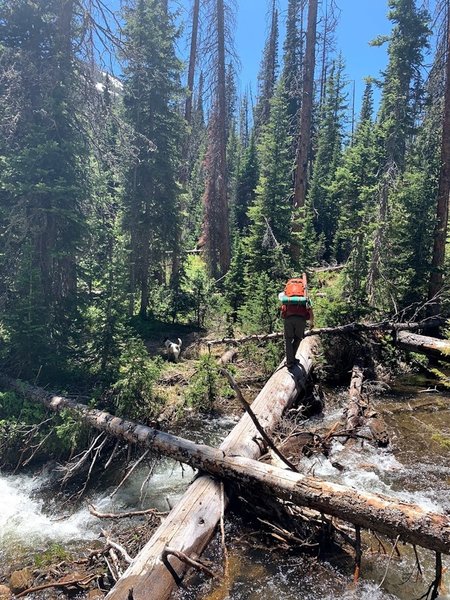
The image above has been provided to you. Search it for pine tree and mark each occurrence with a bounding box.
[330,82,381,313]
[332,82,380,262]
[367,0,429,309]
[254,0,279,137]
[429,1,450,313]
[122,0,184,318]
[246,81,292,278]
[282,0,303,126]
[306,57,348,261]
[201,0,232,278]
[234,133,259,234]
[0,0,88,375]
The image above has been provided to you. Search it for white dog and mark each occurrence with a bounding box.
[164,338,182,362]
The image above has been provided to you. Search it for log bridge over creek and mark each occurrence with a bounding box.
[2,320,450,599]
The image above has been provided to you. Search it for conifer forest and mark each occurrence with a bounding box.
[1,1,450,599]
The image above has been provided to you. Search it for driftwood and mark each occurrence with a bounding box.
[205,318,444,346]
[3,364,450,557]
[396,330,450,361]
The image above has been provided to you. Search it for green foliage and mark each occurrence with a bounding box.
[122,0,184,318]
[246,80,293,277]
[53,409,90,455]
[186,354,222,412]
[240,340,284,376]
[0,0,88,377]
[239,272,281,334]
[111,338,163,421]
[307,57,348,261]
[224,238,247,321]
[233,133,259,233]
[34,544,72,568]
[431,433,450,449]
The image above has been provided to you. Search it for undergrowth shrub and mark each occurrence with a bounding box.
[186,354,232,412]
[111,337,163,421]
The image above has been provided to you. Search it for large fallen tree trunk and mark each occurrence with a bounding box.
[396,330,450,361]
[1,337,319,600]
[3,365,450,555]
[205,318,444,346]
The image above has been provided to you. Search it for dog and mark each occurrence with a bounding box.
[164,338,182,362]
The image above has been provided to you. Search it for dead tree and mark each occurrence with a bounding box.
[428,1,450,315]
[292,0,318,260]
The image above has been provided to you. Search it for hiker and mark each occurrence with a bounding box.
[279,274,314,368]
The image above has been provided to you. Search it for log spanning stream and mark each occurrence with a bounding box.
[0,381,449,600]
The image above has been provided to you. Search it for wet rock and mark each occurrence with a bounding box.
[0,584,12,599]
[9,568,33,594]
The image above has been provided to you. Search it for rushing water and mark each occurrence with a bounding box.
[0,387,449,599]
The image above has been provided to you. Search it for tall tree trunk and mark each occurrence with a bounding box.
[292,0,318,260]
[216,0,230,276]
[428,3,450,315]
[184,0,200,126]
[202,0,230,277]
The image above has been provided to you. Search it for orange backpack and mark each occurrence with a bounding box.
[284,275,307,298]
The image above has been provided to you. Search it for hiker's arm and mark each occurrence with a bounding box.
[308,307,314,328]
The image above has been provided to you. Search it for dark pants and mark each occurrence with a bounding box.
[284,315,306,366]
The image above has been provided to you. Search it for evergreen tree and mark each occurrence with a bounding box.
[254,0,279,137]
[0,0,88,375]
[234,133,259,234]
[121,0,184,318]
[282,0,303,126]
[367,0,429,309]
[332,82,380,262]
[201,0,232,278]
[246,80,292,278]
[330,82,381,313]
[306,57,348,261]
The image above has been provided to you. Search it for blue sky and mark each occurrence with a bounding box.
[233,0,391,113]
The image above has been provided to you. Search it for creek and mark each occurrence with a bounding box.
[0,381,449,599]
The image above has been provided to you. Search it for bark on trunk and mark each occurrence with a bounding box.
[184,0,200,125]
[2,344,450,560]
[396,330,450,361]
[291,0,318,260]
[3,368,450,561]
[428,3,450,315]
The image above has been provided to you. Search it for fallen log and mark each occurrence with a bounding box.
[3,366,450,556]
[205,318,444,346]
[1,336,319,600]
[343,359,389,447]
[396,330,450,361]
[345,358,366,433]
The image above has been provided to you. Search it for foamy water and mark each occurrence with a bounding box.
[0,473,97,556]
